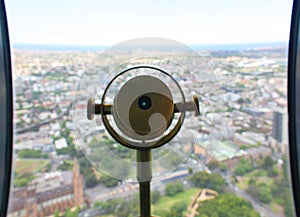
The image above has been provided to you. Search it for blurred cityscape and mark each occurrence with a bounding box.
[8,45,293,217]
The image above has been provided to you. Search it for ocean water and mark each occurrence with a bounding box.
[13,41,287,52]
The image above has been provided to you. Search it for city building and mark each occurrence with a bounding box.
[8,158,84,217]
[195,140,245,169]
[271,109,288,152]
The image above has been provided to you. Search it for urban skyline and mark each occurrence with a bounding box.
[9,43,294,217]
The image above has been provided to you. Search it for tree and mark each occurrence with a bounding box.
[60,120,66,128]
[220,163,227,172]
[151,190,161,204]
[64,207,80,217]
[66,136,73,146]
[162,153,183,169]
[267,164,279,177]
[165,182,184,197]
[85,172,97,188]
[248,178,256,185]
[111,143,134,159]
[76,150,85,158]
[100,175,118,188]
[68,144,76,158]
[190,171,226,192]
[57,161,73,171]
[56,147,68,155]
[257,183,272,204]
[263,156,275,168]
[235,158,254,176]
[282,158,294,217]
[54,211,60,217]
[247,182,272,204]
[18,149,46,158]
[197,194,259,217]
[75,150,101,188]
[95,198,121,214]
[94,197,139,217]
[166,202,187,217]
[207,159,220,170]
[14,173,35,187]
[165,183,177,197]
[114,200,131,217]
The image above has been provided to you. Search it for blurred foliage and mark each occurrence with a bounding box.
[235,158,254,176]
[94,195,139,217]
[151,190,161,204]
[56,147,68,155]
[197,193,259,217]
[76,150,98,188]
[18,149,48,159]
[99,175,118,188]
[14,172,35,187]
[54,206,80,217]
[57,161,73,171]
[165,182,184,197]
[164,202,187,217]
[190,171,226,192]
[247,181,272,204]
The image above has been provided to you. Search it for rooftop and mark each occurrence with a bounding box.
[197,140,245,162]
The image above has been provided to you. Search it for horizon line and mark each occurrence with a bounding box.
[11,41,288,52]
[13,40,288,47]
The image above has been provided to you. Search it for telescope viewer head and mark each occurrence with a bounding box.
[113,75,174,140]
[86,65,199,150]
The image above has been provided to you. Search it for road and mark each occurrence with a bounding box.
[85,182,140,202]
[16,105,71,134]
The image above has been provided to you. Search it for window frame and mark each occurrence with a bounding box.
[0,0,13,216]
[288,0,300,216]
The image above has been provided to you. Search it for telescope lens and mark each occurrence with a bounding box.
[138,95,152,110]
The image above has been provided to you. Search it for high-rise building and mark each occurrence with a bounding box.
[271,109,288,151]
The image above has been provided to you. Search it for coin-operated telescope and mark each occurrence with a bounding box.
[87,65,199,217]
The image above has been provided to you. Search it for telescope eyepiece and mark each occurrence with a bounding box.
[138,95,152,110]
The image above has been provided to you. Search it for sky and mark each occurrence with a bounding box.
[5,0,294,46]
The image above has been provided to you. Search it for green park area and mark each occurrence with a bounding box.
[234,157,294,216]
[95,187,199,217]
[15,159,50,175]
[152,188,198,215]
[236,169,274,191]
[14,159,51,187]
[93,171,261,217]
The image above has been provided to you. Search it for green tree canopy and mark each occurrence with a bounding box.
[165,182,184,197]
[190,171,226,192]
[197,194,259,217]
[151,190,161,204]
[234,158,254,176]
[166,202,187,217]
[100,175,118,188]
[18,149,47,158]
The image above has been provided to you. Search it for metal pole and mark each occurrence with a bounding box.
[139,181,151,217]
[137,149,152,217]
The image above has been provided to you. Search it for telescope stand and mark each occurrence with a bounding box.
[137,149,152,217]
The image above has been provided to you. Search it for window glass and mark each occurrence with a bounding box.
[5,0,295,217]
